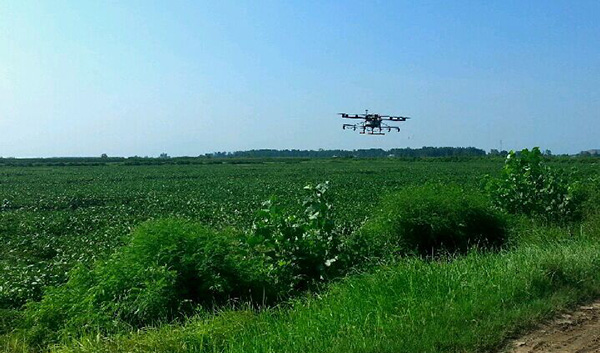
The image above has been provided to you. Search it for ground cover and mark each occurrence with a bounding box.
[0,159,503,308]
[1,157,599,352]
[16,234,600,353]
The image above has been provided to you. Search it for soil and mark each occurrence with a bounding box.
[505,300,600,353]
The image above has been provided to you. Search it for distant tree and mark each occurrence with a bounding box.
[100,153,108,159]
[544,149,552,156]
[159,153,170,159]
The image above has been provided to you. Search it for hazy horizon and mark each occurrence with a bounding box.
[2,1,599,158]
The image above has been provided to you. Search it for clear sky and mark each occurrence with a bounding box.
[1,1,599,157]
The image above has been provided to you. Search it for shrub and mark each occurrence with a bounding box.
[581,177,600,218]
[582,212,600,239]
[345,185,507,262]
[248,181,342,294]
[0,309,21,335]
[21,219,266,346]
[485,147,583,223]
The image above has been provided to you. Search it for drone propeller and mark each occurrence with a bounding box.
[340,113,366,119]
[385,116,410,121]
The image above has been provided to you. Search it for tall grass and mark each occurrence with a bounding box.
[34,236,600,353]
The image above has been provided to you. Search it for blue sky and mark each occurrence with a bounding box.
[1,1,599,157]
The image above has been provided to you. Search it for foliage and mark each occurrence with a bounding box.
[249,181,342,294]
[19,183,345,346]
[485,147,583,223]
[37,238,600,353]
[581,177,600,217]
[2,158,599,352]
[346,185,507,261]
[20,220,265,346]
[0,309,21,336]
[0,159,506,308]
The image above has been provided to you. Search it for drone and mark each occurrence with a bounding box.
[339,109,410,135]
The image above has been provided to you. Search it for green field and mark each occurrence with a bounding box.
[0,158,502,308]
[1,157,600,352]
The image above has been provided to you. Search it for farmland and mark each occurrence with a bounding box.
[1,156,600,352]
[0,158,501,308]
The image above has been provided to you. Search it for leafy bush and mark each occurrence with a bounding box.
[485,147,583,223]
[345,185,507,261]
[0,309,21,335]
[21,219,265,345]
[248,181,342,294]
[581,177,600,218]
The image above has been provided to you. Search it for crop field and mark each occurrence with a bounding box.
[1,156,600,352]
[0,158,502,308]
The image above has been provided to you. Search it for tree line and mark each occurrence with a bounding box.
[206,147,487,158]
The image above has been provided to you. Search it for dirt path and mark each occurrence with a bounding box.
[505,300,600,353]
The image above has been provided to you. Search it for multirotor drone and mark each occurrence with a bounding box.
[339,109,410,135]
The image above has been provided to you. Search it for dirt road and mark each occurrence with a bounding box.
[506,300,600,353]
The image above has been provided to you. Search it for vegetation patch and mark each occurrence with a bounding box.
[18,182,346,347]
[2,156,600,352]
[41,238,600,353]
[346,184,507,262]
[20,220,266,346]
[485,147,584,224]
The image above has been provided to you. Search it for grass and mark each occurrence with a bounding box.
[11,233,596,353]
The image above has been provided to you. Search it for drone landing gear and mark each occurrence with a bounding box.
[358,129,385,135]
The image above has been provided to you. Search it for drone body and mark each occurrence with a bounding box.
[339,109,410,135]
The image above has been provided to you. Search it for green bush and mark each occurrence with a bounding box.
[249,181,343,294]
[21,219,266,346]
[345,185,507,261]
[582,212,600,239]
[581,177,600,217]
[485,147,583,223]
[0,309,21,335]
